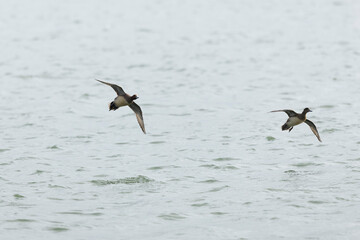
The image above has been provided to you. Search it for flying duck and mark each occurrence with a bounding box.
[270,108,321,142]
[96,79,146,134]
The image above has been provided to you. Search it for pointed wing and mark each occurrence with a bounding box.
[270,109,298,117]
[129,102,146,134]
[96,79,126,96]
[305,119,322,142]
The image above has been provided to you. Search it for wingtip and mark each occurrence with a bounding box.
[141,126,146,134]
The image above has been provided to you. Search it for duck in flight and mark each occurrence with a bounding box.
[96,79,146,134]
[270,108,321,142]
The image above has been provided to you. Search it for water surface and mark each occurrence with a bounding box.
[1,0,360,239]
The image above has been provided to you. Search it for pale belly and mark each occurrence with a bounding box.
[286,117,304,127]
[114,96,129,107]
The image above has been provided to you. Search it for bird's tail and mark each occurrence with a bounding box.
[282,123,290,131]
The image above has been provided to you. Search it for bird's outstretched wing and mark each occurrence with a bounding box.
[305,119,322,142]
[270,109,298,117]
[129,102,146,134]
[96,79,126,96]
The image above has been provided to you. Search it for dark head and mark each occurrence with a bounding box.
[131,94,138,101]
[109,101,117,111]
[303,108,312,114]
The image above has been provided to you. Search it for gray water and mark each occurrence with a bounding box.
[1,0,360,239]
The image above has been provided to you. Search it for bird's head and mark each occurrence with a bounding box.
[303,108,312,114]
[131,94,138,101]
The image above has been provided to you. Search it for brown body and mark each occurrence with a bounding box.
[96,79,146,134]
[281,108,311,131]
[271,108,321,142]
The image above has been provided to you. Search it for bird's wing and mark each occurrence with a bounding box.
[96,79,126,96]
[270,109,298,117]
[305,119,322,142]
[129,102,146,134]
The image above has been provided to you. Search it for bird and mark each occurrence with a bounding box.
[270,108,321,142]
[96,79,146,134]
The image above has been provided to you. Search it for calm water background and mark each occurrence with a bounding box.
[1,0,360,239]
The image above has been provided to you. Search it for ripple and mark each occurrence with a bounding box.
[75,135,92,139]
[148,166,164,170]
[292,162,322,167]
[269,148,284,151]
[211,212,228,215]
[266,136,276,141]
[267,188,286,192]
[149,141,166,144]
[196,108,216,112]
[47,227,69,232]
[199,179,219,184]
[147,165,179,170]
[158,213,186,221]
[169,113,191,116]
[0,162,12,166]
[13,194,25,199]
[93,174,108,178]
[91,175,154,185]
[47,197,64,201]
[126,64,149,69]
[298,143,313,146]
[289,204,306,208]
[7,219,36,222]
[80,93,91,99]
[308,200,328,204]
[47,145,60,150]
[208,185,229,192]
[323,128,340,133]
[200,164,238,170]
[57,211,103,216]
[0,176,8,181]
[31,170,46,175]
[200,164,219,169]
[48,184,68,189]
[108,154,122,158]
[284,170,298,176]
[224,165,238,170]
[213,157,238,162]
[191,203,209,207]
[335,197,351,202]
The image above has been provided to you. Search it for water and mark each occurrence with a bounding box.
[1,0,360,239]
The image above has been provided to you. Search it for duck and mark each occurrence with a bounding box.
[96,79,146,134]
[270,108,321,142]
